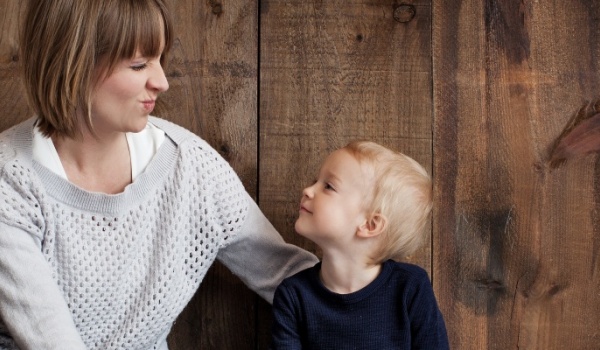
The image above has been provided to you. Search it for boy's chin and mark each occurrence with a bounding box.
[294,223,307,238]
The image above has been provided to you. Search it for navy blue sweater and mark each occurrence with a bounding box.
[271,260,449,349]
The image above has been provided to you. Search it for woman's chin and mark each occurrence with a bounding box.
[129,118,149,133]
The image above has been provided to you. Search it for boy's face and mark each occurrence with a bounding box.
[295,149,375,246]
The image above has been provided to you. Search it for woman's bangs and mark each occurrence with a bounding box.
[98,1,171,73]
[134,4,168,59]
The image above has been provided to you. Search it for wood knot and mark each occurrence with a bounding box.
[220,144,231,160]
[548,99,600,168]
[167,68,184,78]
[393,4,416,23]
[211,2,223,14]
[474,278,506,292]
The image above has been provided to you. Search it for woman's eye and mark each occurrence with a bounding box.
[131,63,147,71]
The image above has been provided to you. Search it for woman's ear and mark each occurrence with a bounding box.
[356,213,387,238]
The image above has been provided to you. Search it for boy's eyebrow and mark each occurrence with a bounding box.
[321,170,342,185]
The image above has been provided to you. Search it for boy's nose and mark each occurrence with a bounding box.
[302,184,314,198]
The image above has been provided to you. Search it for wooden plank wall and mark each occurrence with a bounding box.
[161,1,261,348]
[0,0,599,349]
[433,1,600,349]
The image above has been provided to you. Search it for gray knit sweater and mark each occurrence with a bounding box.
[0,117,317,350]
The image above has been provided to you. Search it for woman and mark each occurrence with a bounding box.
[0,0,317,349]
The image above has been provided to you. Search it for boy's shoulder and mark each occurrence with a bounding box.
[383,260,431,284]
[386,259,426,273]
[280,260,430,285]
[279,261,320,287]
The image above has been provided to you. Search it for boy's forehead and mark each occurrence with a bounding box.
[321,149,353,169]
[324,148,367,168]
[320,149,376,184]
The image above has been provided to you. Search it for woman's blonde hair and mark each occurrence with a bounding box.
[20,0,173,138]
[343,141,433,263]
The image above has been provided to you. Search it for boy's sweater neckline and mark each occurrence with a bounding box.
[310,260,394,304]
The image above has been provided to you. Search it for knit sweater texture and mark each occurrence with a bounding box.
[271,259,449,349]
[0,117,317,350]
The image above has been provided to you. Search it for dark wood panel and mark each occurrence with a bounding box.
[0,0,30,127]
[163,0,260,349]
[433,1,600,349]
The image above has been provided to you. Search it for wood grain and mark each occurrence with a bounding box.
[433,1,600,348]
[0,0,30,127]
[163,0,260,349]
[259,0,433,267]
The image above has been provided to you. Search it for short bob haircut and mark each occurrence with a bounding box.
[20,0,173,138]
[343,141,433,264]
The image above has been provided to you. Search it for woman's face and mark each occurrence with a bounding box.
[88,50,169,136]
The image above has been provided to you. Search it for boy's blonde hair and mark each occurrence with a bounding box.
[20,0,173,138]
[343,141,433,263]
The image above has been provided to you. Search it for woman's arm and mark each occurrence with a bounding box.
[216,192,318,303]
[0,223,87,350]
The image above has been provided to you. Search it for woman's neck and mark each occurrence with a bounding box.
[51,131,132,194]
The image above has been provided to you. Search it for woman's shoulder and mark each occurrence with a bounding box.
[0,119,44,234]
[148,117,200,144]
[149,117,237,174]
[0,118,36,169]
[149,117,222,155]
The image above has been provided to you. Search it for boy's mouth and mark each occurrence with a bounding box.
[299,205,312,214]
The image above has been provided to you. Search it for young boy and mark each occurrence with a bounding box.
[270,141,449,349]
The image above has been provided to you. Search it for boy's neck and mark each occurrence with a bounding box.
[319,255,382,294]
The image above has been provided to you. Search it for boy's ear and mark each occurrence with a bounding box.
[356,213,387,238]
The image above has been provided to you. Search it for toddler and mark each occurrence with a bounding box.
[270,140,449,349]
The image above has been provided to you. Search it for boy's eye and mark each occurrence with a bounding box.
[324,183,335,191]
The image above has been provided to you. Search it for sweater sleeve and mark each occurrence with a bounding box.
[0,223,87,350]
[0,151,86,349]
[407,269,449,350]
[216,193,318,303]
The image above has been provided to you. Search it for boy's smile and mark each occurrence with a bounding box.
[295,149,375,246]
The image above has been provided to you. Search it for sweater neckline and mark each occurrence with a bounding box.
[13,118,180,216]
[311,260,394,304]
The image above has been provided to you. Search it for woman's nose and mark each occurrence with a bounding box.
[148,64,169,92]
